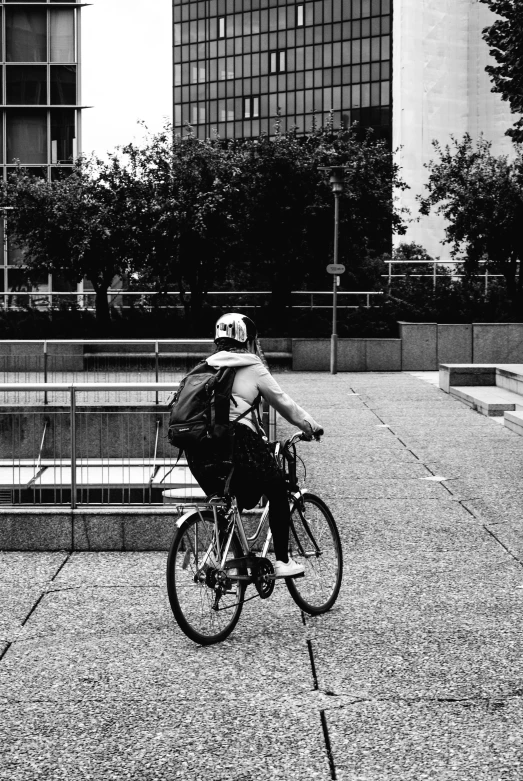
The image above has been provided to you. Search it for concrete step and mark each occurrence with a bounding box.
[449,385,523,416]
[504,410,523,436]
[496,365,523,395]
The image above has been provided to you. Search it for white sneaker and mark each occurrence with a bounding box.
[273,557,305,578]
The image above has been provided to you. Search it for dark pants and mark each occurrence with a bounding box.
[186,424,291,562]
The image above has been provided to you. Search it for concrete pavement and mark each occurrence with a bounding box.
[1,371,523,779]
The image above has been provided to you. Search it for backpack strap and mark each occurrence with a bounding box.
[231,392,263,431]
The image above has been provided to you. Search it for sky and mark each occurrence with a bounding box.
[81,0,173,158]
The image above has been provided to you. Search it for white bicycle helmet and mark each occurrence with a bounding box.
[214,312,257,344]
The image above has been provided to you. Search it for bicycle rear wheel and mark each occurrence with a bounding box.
[166,510,246,645]
[286,493,343,615]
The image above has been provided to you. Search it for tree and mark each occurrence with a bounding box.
[232,120,408,323]
[121,120,408,330]
[480,0,523,142]
[4,156,150,323]
[419,134,523,313]
[119,127,245,332]
[2,119,409,332]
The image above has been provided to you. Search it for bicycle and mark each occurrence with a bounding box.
[166,431,343,645]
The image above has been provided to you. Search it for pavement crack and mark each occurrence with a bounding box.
[482,525,523,568]
[307,639,319,691]
[320,710,337,780]
[50,552,71,582]
[20,593,46,628]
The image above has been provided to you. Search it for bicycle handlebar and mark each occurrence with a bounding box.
[286,427,324,448]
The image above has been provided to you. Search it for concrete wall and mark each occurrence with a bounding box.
[292,339,402,372]
[2,326,522,375]
[398,323,437,371]
[0,406,172,460]
[0,342,84,372]
[473,324,523,363]
[292,324,523,371]
[398,322,523,370]
[0,507,180,551]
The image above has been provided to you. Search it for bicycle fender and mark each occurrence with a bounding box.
[175,507,208,529]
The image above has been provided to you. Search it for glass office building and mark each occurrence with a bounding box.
[0,0,83,299]
[173,0,392,141]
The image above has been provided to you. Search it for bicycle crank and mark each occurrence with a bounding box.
[253,557,275,600]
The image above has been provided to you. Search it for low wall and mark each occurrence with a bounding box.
[473,324,523,363]
[1,326,523,373]
[0,507,180,551]
[0,506,263,550]
[292,338,402,372]
[399,322,523,371]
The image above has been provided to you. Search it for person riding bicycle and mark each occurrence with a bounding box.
[185,312,324,579]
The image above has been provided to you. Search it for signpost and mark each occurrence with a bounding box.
[319,165,349,374]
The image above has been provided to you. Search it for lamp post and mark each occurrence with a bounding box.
[319,166,347,374]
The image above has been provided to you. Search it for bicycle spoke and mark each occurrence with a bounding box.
[167,511,246,644]
[286,494,343,614]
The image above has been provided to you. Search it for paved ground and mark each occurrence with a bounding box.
[1,371,523,779]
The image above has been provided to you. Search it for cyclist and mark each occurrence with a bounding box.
[185,312,323,579]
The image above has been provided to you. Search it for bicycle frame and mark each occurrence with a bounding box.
[174,498,273,574]
[173,430,311,577]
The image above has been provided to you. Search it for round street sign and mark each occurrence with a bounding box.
[326,263,346,274]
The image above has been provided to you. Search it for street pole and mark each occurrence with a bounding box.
[319,165,347,376]
[331,191,340,375]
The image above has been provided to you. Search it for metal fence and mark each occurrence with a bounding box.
[383,259,520,291]
[0,339,212,392]
[2,289,383,310]
[0,382,278,508]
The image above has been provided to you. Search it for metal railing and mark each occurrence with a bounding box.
[0,382,278,508]
[1,289,384,310]
[383,260,520,292]
[0,339,213,393]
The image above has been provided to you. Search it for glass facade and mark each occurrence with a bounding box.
[173,0,392,141]
[0,0,82,301]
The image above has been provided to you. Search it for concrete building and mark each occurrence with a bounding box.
[394,0,515,256]
[1,0,83,302]
[173,0,515,257]
[173,0,392,142]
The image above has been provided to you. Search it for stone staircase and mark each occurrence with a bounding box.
[439,364,523,436]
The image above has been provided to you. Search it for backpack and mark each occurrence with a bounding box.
[167,360,262,453]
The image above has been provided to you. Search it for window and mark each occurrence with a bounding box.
[51,108,76,163]
[50,9,75,62]
[7,110,47,164]
[296,4,304,27]
[218,16,225,38]
[270,49,286,73]
[243,96,259,119]
[6,66,47,104]
[51,65,76,104]
[191,104,206,124]
[6,9,47,62]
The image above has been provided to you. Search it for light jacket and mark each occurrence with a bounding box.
[206,351,321,436]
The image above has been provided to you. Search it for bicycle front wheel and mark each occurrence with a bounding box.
[286,493,343,615]
[166,510,246,645]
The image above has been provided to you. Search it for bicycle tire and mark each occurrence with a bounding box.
[285,492,343,615]
[166,510,246,645]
